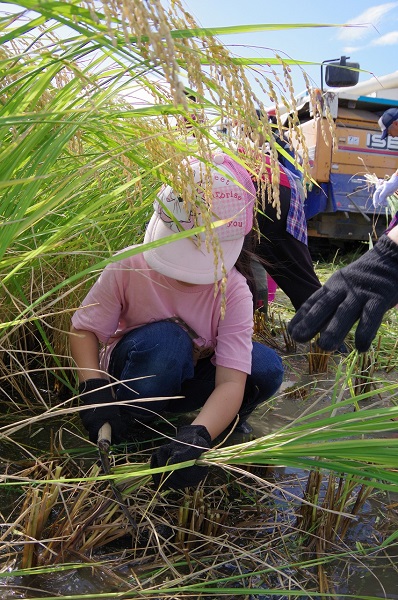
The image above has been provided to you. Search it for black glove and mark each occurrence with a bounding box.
[288,235,398,352]
[151,425,211,490]
[79,378,124,444]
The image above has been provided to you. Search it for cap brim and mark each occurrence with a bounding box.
[380,128,389,140]
[143,212,243,284]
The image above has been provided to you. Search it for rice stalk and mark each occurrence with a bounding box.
[0,4,397,597]
[253,308,285,352]
[279,315,297,353]
[351,351,376,397]
[308,340,331,374]
[20,488,57,568]
[297,471,374,552]
[1,442,395,598]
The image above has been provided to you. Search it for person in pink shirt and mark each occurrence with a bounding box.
[70,153,283,490]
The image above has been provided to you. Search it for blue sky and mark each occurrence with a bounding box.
[182,1,398,98]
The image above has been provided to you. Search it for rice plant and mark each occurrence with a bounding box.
[1,2,398,599]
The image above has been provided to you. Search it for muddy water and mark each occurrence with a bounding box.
[1,349,398,598]
[222,343,398,599]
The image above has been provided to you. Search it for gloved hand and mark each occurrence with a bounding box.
[79,378,125,444]
[151,425,211,490]
[372,179,388,208]
[288,235,398,352]
[373,173,398,207]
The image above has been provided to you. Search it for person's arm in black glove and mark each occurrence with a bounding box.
[288,231,398,352]
[151,425,211,490]
[79,378,124,443]
[70,327,124,444]
[151,365,248,490]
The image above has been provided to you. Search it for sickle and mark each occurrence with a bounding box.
[97,423,138,536]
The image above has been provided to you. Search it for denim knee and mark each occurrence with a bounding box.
[250,341,284,400]
[109,320,195,400]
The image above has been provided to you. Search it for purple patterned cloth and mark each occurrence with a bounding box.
[238,146,308,245]
[284,169,308,245]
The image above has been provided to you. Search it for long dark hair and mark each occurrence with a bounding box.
[234,230,260,311]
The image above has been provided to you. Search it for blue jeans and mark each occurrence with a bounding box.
[108,321,283,425]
